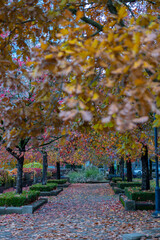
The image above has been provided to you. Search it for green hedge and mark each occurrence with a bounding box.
[136,202,155,210]
[47,179,67,184]
[0,190,40,207]
[117,181,141,189]
[30,183,57,192]
[119,195,125,207]
[112,177,126,183]
[125,187,155,202]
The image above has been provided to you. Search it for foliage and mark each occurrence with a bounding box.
[23,162,43,169]
[47,179,67,184]
[67,167,104,183]
[31,0,160,132]
[125,187,155,201]
[47,171,52,178]
[30,183,57,192]
[0,169,15,186]
[112,177,124,183]
[0,190,40,207]
[117,181,141,189]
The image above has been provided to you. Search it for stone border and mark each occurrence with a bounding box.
[122,233,146,240]
[40,188,63,196]
[119,194,136,210]
[119,194,155,211]
[122,228,160,239]
[0,198,48,215]
[113,186,125,194]
[57,183,71,188]
[85,181,109,184]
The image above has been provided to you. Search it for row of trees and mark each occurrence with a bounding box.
[0,0,159,193]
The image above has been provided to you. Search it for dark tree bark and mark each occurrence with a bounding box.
[16,155,24,194]
[141,144,150,190]
[6,141,26,194]
[126,159,132,182]
[109,163,115,174]
[119,156,125,181]
[71,163,76,171]
[149,159,153,180]
[42,151,48,185]
[56,161,61,179]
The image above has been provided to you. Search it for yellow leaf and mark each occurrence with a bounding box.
[40,40,48,50]
[92,39,99,49]
[92,93,99,101]
[132,60,143,69]
[134,78,145,86]
[112,46,123,52]
[76,11,83,21]
[107,32,114,43]
[60,29,69,35]
[60,0,67,6]
[44,54,54,60]
[58,52,64,57]
[118,6,128,21]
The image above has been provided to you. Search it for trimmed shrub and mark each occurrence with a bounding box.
[0,190,40,207]
[30,183,57,192]
[47,179,67,184]
[119,195,125,207]
[67,166,105,183]
[117,181,141,189]
[125,187,155,202]
[112,177,125,183]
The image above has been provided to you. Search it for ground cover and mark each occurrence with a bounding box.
[0,183,159,239]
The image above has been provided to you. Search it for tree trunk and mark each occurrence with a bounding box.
[109,163,115,174]
[71,163,76,171]
[42,151,48,185]
[16,155,24,194]
[149,159,153,180]
[141,144,150,190]
[126,159,132,182]
[119,156,125,181]
[56,162,60,179]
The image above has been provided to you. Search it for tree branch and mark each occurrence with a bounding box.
[68,7,103,32]
[39,134,68,148]
[6,147,20,160]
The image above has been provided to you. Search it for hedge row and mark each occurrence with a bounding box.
[47,179,67,184]
[125,187,155,202]
[117,181,141,189]
[0,190,40,207]
[30,183,57,192]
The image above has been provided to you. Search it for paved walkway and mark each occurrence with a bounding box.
[0,183,159,240]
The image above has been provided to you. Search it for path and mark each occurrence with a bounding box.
[0,183,159,240]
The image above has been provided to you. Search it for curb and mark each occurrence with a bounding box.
[40,188,63,196]
[0,198,48,215]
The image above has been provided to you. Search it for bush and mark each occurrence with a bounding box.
[67,166,104,183]
[30,183,57,192]
[125,187,155,202]
[117,181,141,189]
[0,170,15,187]
[0,190,40,207]
[47,179,67,184]
[112,177,123,183]
[47,171,52,178]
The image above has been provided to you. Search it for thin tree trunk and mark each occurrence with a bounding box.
[141,144,150,190]
[16,155,24,194]
[109,163,115,174]
[42,151,48,185]
[119,156,125,181]
[149,159,153,180]
[56,162,60,179]
[126,159,132,182]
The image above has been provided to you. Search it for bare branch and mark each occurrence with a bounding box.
[6,147,20,160]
